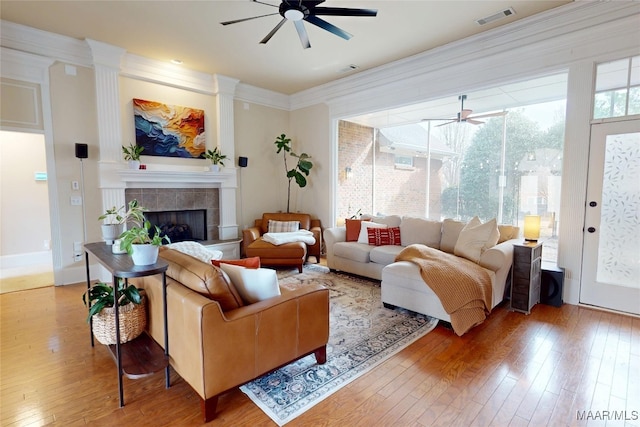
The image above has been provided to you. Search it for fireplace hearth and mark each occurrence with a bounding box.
[146,209,206,243]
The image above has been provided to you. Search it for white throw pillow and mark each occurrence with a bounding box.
[454,217,500,263]
[357,221,388,244]
[219,263,281,304]
[165,241,223,263]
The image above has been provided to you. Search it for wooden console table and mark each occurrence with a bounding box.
[84,242,170,407]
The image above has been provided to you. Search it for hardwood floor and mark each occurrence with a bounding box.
[1,281,639,426]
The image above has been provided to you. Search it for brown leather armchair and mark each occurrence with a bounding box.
[134,247,329,422]
[242,213,322,272]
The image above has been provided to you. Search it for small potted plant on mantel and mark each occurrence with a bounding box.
[83,279,146,345]
[122,142,144,170]
[98,199,146,246]
[119,216,170,266]
[204,147,227,172]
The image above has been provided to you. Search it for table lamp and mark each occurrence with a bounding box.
[524,215,541,242]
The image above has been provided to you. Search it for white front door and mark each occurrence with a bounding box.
[580,119,640,315]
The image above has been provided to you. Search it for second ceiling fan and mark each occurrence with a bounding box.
[423,95,507,127]
[220,0,378,49]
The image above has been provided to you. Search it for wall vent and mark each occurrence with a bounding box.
[476,7,516,26]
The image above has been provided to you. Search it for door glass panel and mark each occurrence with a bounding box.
[596,132,640,287]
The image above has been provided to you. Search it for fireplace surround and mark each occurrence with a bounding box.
[125,188,219,241]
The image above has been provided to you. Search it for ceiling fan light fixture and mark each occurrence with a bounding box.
[284,8,304,21]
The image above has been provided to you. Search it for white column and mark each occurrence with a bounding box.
[86,39,127,218]
[213,74,240,239]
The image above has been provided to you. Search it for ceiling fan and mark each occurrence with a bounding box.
[423,95,507,127]
[220,0,378,49]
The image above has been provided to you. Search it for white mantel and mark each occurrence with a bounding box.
[118,168,237,189]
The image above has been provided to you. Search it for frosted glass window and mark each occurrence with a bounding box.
[596,132,640,288]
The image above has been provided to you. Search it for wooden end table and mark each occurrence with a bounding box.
[84,242,170,407]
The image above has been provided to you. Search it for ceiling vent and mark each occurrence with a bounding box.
[476,7,516,26]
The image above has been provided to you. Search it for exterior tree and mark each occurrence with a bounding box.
[458,111,544,222]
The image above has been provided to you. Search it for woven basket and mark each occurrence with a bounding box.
[92,297,146,345]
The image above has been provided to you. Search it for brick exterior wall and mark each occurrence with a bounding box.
[338,120,443,222]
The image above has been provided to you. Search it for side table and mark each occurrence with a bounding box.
[84,242,170,407]
[510,241,543,314]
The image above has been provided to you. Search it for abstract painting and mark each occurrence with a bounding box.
[133,98,205,159]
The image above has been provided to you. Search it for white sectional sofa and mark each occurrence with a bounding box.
[324,215,519,334]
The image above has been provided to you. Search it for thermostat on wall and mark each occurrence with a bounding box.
[34,172,48,181]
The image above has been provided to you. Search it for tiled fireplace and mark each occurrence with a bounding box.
[102,168,239,242]
[125,188,220,241]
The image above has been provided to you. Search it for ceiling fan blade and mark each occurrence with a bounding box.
[221,12,279,25]
[460,109,473,119]
[252,0,280,7]
[435,120,458,127]
[305,15,352,40]
[294,20,311,49]
[421,118,457,122]
[260,18,288,44]
[312,7,378,17]
[467,111,508,120]
[466,119,485,125]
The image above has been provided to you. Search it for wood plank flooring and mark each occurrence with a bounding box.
[1,282,639,426]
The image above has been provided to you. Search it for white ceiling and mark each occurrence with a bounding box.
[0,0,571,95]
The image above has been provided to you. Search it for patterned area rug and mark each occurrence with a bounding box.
[240,264,438,426]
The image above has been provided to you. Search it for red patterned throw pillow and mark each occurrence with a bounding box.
[367,226,401,246]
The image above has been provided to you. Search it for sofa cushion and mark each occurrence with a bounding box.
[268,220,299,233]
[454,217,500,263]
[345,219,362,242]
[212,256,261,269]
[334,241,373,263]
[440,219,466,253]
[159,248,244,311]
[165,241,223,263]
[370,245,405,265]
[362,214,402,228]
[367,226,401,246]
[400,217,442,249]
[357,221,387,244]
[498,225,519,243]
[219,263,281,304]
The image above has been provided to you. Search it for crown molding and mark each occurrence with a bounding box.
[289,1,640,111]
[0,20,91,68]
[0,47,54,83]
[235,82,290,110]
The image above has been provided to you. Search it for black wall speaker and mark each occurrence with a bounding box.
[75,143,88,159]
[238,156,248,168]
[541,262,564,307]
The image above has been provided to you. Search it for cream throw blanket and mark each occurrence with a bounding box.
[262,230,316,246]
[395,244,492,336]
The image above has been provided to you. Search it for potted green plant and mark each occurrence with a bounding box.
[122,143,144,170]
[83,279,146,344]
[98,200,146,246]
[274,134,313,213]
[204,147,227,172]
[119,220,170,265]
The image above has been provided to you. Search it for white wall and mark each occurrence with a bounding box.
[0,131,51,265]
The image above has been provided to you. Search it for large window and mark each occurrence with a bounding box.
[338,74,567,262]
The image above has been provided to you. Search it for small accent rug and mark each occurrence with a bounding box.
[240,264,438,426]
